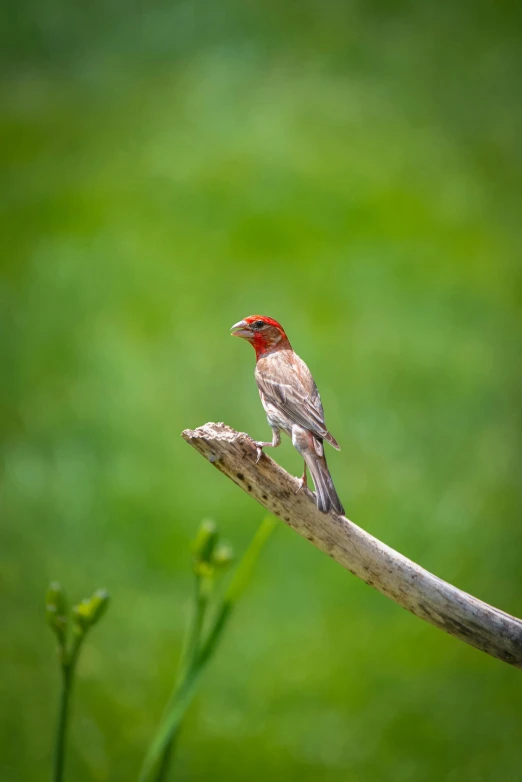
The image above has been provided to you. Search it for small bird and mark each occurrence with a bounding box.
[231,315,344,515]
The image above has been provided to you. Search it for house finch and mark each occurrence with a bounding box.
[231,315,344,515]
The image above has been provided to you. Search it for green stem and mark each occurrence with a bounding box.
[140,517,276,782]
[141,605,233,782]
[153,732,178,782]
[152,576,208,782]
[53,665,71,782]
[52,636,82,782]
[178,575,206,683]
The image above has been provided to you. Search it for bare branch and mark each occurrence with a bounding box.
[182,422,522,669]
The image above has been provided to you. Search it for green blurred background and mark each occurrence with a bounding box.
[2,1,522,779]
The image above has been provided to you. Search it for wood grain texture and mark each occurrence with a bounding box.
[182,422,522,669]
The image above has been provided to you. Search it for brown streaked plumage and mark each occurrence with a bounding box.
[231,315,344,515]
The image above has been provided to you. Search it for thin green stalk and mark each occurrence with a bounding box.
[47,585,109,782]
[53,665,71,782]
[153,575,208,782]
[140,516,275,782]
[223,516,276,605]
[153,733,177,782]
[141,606,233,782]
[53,635,82,782]
[177,575,207,683]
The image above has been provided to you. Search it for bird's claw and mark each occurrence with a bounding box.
[295,476,307,494]
[253,440,272,463]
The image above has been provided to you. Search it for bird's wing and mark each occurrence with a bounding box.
[255,352,330,440]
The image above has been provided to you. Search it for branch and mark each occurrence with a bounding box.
[182,422,522,669]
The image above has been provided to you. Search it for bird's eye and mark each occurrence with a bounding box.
[254,320,265,329]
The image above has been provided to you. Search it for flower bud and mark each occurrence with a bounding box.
[212,543,234,570]
[46,582,68,644]
[192,520,219,566]
[86,589,110,626]
[73,589,110,634]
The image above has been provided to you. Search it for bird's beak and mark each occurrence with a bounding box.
[230,319,252,339]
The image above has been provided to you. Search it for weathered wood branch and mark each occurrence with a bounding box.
[182,422,522,669]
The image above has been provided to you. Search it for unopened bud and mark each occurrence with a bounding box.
[86,589,110,626]
[73,589,110,634]
[192,520,218,566]
[46,582,68,644]
[212,543,234,570]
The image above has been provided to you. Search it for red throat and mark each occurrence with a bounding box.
[233,315,292,360]
[248,320,291,360]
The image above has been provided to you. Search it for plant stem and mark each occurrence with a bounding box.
[140,517,275,782]
[178,575,206,683]
[153,576,207,782]
[53,665,71,782]
[52,635,82,782]
[153,731,177,782]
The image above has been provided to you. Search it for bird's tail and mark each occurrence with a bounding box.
[304,448,344,516]
[325,431,341,450]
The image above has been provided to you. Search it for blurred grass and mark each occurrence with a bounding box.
[1,1,522,780]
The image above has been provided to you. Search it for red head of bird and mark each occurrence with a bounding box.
[230,315,292,360]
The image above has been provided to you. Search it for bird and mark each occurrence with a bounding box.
[231,315,344,515]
